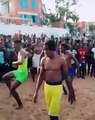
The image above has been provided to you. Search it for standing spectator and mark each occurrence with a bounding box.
[32,38,43,82]
[86,44,93,75]
[90,44,95,76]
[77,43,88,79]
[0,41,8,82]
[56,41,62,55]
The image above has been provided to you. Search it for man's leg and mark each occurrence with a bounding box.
[10,80,23,109]
[90,59,94,76]
[88,62,91,75]
[50,116,59,120]
[0,64,5,83]
[2,72,23,109]
[72,63,76,76]
[82,67,85,79]
[79,64,82,77]
[81,62,85,79]
[29,67,33,80]
[2,71,14,90]
[90,63,94,76]
[31,67,37,82]
[93,60,95,76]
[32,71,35,82]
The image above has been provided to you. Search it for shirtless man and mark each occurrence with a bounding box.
[61,43,79,85]
[2,40,29,109]
[33,40,75,120]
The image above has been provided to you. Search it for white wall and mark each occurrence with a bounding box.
[0,23,69,37]
[0,0,9,14]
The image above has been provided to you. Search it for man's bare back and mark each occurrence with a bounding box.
[61,52,73,69]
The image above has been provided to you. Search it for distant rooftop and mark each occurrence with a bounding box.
[0,0,9,1]
[0,0,10,4]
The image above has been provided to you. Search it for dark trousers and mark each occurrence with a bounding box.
[90,59,95,76]
[0,64,10,81]
[79,61,86,78]
[87,62,92,75]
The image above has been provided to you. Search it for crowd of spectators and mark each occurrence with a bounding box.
[0,33,95,83]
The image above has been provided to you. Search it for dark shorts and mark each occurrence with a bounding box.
[28,56,32,68]
[68,66,75,80]
[61,65,75,81]
[33,67,37,74]
[79,61,86,68]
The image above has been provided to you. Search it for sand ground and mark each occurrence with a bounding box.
[0,76,95,120]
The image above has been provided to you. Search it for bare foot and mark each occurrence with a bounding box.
[15,105,23,110]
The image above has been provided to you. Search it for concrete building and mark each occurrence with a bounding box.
[0,0,45,26]
[77,22,89,33]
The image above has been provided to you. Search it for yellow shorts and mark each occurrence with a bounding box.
[44,83,63,116]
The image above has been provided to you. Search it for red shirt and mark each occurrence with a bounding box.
[78,47,88,62]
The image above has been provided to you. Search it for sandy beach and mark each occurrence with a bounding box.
[0,76,95,120]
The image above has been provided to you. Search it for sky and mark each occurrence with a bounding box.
[42,0,95,22]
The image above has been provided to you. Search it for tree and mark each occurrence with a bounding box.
[56,0,79,28]
[70,12,79,23]
[89,23,95,33]
[47,14,60,23]
[67,22,74,33]
[41,0,79,27]
[55,0,78,7]
[43,11,61,23]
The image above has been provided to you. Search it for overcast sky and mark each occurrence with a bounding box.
[42,0,95,22]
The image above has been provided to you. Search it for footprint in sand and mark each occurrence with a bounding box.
[86,107,89,110]
[24,98,32,101]
[10,110,15,114]
[29,115,36,120]
[13,103,17,107]
[28,94,33,97]
[66,113,69,116]
[80,113,84,116]
[41,109,47,112]
[0,107,3,110]
[41,109,47,115]
[82,102,87,107]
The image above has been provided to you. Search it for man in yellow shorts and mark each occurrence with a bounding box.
[2,40,29,109]
[33,40,75,120]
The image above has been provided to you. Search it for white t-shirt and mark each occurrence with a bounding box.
[91,48,95,59]
[32,54,41,68]
[67,49,77,64]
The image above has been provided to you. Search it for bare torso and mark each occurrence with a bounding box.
[43,54,62,82]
